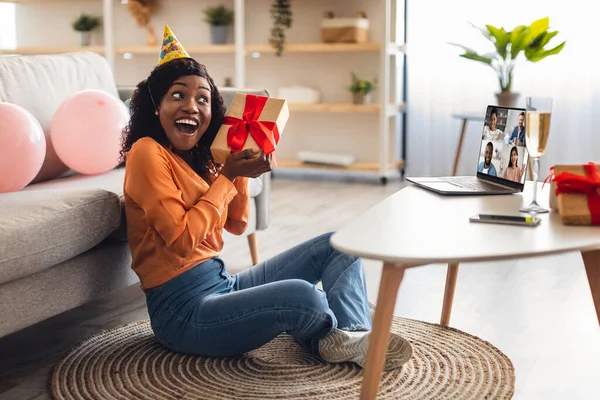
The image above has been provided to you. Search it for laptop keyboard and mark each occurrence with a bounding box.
[443,177,513,191]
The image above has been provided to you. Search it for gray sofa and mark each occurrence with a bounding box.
[0,52,270,338]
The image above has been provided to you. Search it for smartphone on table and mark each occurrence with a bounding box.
[469,214,541,227]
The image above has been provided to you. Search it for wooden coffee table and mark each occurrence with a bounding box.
[330,182,600,400]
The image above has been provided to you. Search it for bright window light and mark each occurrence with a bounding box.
[0,3,16,49]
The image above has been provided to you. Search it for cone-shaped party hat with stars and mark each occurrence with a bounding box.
[158,24,190,66]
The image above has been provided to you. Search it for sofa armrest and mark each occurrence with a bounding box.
[254,172,271,231]
[117,86,137,102]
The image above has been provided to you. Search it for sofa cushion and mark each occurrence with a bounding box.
[23,161,261,232]
[0,188,121,285]
[25,166,263,198]
[0,52,119,183]
[24,166,125,195]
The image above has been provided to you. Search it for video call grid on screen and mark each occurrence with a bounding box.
[477,105,529,185]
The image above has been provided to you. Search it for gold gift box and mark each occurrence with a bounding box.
[210,93,289,165]
[550,164,600,225]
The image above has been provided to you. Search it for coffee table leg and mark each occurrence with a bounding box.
[582,250,600,326]
[440,263,460,326]
[360,263,405,400]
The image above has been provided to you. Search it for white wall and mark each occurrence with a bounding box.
[13,0,392,164]
[15,1,104,47]
[113,0,235,87]
[407,0,600,178]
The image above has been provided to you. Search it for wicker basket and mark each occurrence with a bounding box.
[321,17,369,44]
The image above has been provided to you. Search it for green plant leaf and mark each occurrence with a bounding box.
[522,17,549,47]
[460,53,493,65]
[538,30,559,48]
[348,72,377,94]
[72,14,101,31]
[528,32,547,49]
[269,0,292,56]
[469,22,490,39]
[525,33,547,58]
[527,41,566,62]
[485,25,510,59]
[450,17,564,93]
[485,24,504,40]
[204,5,234,26]
[447,42,478,54]
[510,25,527,59]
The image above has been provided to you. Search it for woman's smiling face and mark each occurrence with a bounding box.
[158,75,212,151]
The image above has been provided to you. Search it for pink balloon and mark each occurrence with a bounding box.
[0,103,46,193]
[51,90,129,175]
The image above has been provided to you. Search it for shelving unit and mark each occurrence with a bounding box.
[289,103,380,113]
[246,42,381,54]
[4,0,408,183]
[0,45,105,54]
[115,45,236,55]
[276,159,405,172]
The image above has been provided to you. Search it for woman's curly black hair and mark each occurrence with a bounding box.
[120,58,226,177]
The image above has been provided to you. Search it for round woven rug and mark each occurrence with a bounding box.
[51,317,514,400]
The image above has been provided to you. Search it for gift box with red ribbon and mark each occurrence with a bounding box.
[550,162,600,225]
[210,93,289,165]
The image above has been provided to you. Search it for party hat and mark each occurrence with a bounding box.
[158,24,190,66]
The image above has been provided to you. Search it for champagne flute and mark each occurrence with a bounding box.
[520,97,552,214]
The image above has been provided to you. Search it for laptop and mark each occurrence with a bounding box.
[407,105,529,195]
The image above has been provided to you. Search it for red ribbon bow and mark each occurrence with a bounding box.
[542,166,555,189]
[554,162,600,224]
[224,94,280,156]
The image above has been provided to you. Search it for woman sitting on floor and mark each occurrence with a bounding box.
[120,25,412,371]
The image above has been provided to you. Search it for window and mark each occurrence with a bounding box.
[0,3,16,49]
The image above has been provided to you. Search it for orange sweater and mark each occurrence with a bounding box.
[123,137,249,289]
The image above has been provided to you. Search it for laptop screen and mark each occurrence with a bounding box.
[477,105,529,187]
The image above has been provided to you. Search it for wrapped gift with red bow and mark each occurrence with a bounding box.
[210,93,289,165]
[550,162,600,225]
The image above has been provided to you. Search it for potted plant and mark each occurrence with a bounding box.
[72,14,101,46]
[349,72,377,104]
[204,5,234,45]
[450,17,565,107]
[269,0,292,56]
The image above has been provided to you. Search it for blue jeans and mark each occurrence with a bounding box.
[144,232,371,357]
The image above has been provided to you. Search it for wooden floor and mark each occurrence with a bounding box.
[1,176,599,399]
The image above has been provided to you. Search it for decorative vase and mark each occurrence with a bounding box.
[146,26,157,47]
[352,93,372,105]
[496,91,520,107]
[210,25,229,45]
[79,31,91,46]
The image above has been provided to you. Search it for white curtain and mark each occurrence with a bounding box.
[406,0,600,178]
[0,3,16,49]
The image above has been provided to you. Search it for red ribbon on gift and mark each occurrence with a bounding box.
[542,166,555,189]
[224,94,280,156]
[554,162,600,224]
